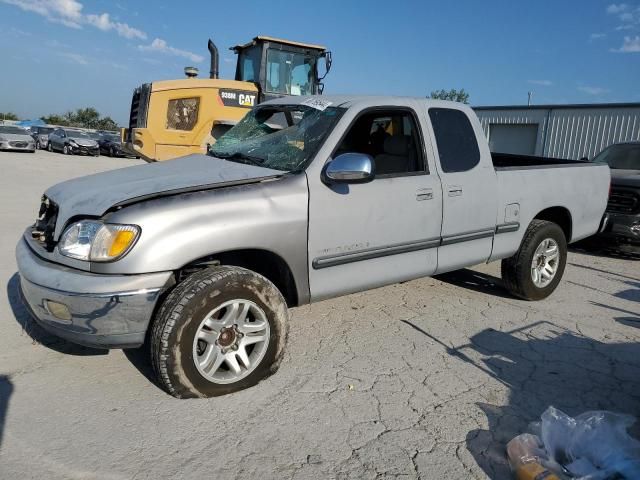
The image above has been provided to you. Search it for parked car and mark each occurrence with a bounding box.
[591,142,640,247]
[97,132,125,157]
[17,95,610,398]
[47,128,99,156]
[30,126,54,149]
[0,125,36,152]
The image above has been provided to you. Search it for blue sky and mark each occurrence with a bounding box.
[0,0,638,125]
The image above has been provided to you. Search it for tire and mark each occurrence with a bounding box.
[110,147,115,157]
[151,266,289,398]
[63,145,69,155]
[501,220,567,301]
[47,142,52,152]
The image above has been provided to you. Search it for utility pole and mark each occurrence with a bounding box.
[527,91,533,106]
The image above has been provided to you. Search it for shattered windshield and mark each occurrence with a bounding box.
[209,105,345,172]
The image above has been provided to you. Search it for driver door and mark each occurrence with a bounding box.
[306,104,443,301]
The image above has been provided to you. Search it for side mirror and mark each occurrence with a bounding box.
[322,153,375,185]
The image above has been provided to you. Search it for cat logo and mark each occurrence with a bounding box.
[238,94,256,107]
[218,89,257,109]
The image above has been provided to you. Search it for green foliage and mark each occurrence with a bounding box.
[0,112,20,121]
[40,108,119,131]
[428,88,470,104]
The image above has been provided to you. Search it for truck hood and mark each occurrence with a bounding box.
[1,133,33,142]
[45,154,283,239]
[610,169,640,188]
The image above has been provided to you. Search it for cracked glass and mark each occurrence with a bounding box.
[209,105,345,172]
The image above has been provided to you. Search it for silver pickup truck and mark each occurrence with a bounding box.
[16,96,610,398]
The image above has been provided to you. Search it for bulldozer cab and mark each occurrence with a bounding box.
[232,36,331,102]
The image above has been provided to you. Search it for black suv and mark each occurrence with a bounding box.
[593,142,640,247]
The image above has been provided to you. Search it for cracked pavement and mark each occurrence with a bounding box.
[1,151,639,479]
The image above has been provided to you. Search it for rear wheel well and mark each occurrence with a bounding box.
[533,207,572,242]
[176,249,299,307]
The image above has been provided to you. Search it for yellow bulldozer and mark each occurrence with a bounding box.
[122,36,332,161]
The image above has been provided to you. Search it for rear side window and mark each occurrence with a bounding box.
[166,97,200,131]
[429,108,480,173]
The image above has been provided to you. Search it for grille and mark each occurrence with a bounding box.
[607,188,639,214]
[126,83,151,142]
[166,97,200,131]
[31,196,59,251]
[10,141,28,148]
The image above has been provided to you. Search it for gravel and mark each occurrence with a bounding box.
[1,150,638,479]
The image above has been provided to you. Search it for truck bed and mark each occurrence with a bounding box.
[491,152,589,170]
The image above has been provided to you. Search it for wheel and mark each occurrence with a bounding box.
[36,141,40,149]
[151,266,289,398]
[501,220,567,300]
[63,145,69,155]
[47,142,52,152]
[109,146,116,157]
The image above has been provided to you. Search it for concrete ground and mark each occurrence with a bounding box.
[0,150,638,479]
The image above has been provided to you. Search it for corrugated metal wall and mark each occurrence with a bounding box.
[475,105,640,159]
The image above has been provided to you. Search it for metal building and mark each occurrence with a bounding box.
[474,103,640,160]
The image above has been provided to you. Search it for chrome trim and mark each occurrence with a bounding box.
[440,228,495,246]
[25,280,162,298]
[598,214,610,234]
[312,238,440,270]
[495,222,520,234]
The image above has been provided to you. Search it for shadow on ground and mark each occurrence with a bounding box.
[0,375,12,450]
[435,268,515,300]
[6,273,107,356]
[425,261,640,478]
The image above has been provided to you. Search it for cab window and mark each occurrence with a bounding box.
[265,49,314,96]
[334,109,424,177]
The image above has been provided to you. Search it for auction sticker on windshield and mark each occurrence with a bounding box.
[301,98,333,111]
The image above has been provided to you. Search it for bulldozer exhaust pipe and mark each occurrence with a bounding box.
[208,39,219,79]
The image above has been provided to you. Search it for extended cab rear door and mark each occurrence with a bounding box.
[425,106,498,273]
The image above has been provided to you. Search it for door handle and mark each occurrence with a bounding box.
[447,186,463,197]
[416,188,433,201]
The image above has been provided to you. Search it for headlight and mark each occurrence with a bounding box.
[58,220,140,261]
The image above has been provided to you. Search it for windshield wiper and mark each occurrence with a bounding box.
[212,152,265,167]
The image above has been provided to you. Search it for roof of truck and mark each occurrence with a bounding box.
[231,36,327,51]
[262,95,470,111]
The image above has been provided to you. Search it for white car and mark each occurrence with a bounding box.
[0,125,36,153]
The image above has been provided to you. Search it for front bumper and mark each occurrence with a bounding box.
[597,212,640,245]
[16,238,173,348]
[0,141,35,151]
[68,144,99,156]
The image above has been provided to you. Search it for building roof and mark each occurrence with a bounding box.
[474,102,640,111]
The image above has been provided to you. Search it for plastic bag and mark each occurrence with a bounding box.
[538,406,640,479]
[506,433,563,479]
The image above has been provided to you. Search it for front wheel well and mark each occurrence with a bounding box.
[176,249,299,307]
[533,207,572,242]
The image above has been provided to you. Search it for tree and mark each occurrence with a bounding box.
[40,108,119,130]
[428,88,470,104]
[0,112,19,121]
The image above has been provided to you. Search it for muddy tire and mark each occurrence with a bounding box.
[501,220,567,301]
[150,266,289,398]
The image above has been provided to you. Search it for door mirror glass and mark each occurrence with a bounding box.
[323,153,375,184]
